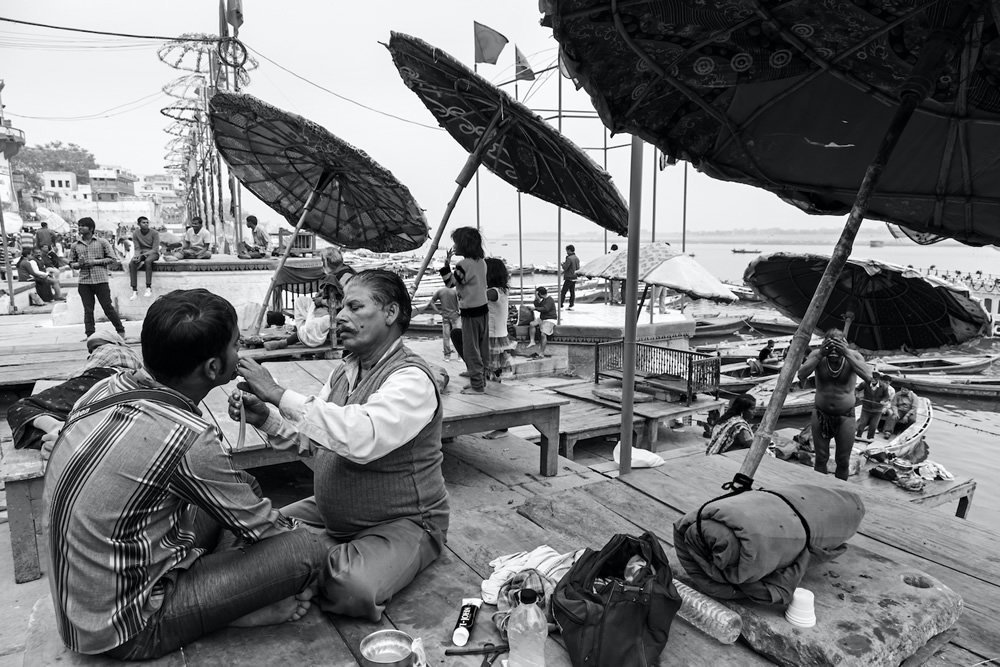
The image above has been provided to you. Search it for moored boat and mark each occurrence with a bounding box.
[885,373,1000,399]
[859,396,933,460]
[746,315,801,336]
[874,353,1000,375]
[731,248,760,254]
[692,317,748,338]
[721,283,763,302]
[718,361,775,393]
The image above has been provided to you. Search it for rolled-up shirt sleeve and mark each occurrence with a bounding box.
[273,367,438,464]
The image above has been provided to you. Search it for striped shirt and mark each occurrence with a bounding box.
[43,370,299,654]
[68,237,119,285]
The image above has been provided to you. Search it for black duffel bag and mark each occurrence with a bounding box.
[552,531,681,667]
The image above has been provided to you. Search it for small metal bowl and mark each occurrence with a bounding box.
[359,629,414,667]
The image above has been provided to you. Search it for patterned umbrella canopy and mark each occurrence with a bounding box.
[547,1,1000,247]
[386,32,628,235]
[745,253,990,353]
[209,91,429,252]
[580,242,737,302]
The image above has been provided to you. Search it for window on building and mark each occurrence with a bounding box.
[50,180,55,187]
[83,194,88,199]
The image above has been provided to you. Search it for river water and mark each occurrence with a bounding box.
[471,239,1000,532]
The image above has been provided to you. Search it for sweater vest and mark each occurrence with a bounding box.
[312,344,449,544]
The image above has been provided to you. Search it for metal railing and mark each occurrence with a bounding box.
[272,279,321,314]
[595,340,720,405]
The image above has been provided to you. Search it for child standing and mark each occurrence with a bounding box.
[440,227,488,394]
[485,258,515,380]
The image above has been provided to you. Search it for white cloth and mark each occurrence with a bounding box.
[613,442,665,468]
[481,545,584,604]
[262,339,438,465]
[291,295,330,348]
[488,288,509,337]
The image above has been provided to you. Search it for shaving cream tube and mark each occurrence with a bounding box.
[452,598,483,646]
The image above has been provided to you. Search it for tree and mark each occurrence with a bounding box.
[10,141,99,190]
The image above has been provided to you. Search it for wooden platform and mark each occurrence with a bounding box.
[8,419,999,665]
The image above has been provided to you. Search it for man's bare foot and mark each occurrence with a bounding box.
[230,587,315,627]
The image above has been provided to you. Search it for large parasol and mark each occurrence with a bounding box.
[209,91,429,333]
[745,253,990,353]
[548,0,1000,485]
[384,32,629,294]
[579,241,738,303]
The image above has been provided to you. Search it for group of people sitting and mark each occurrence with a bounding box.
[12,272,450,660]
[707,329,923,482]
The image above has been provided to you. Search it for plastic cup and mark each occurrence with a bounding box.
[785,587,817,628]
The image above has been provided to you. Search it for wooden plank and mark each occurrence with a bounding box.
[263,361,327,395]
[6,479,41,583]
[442,434,592,489]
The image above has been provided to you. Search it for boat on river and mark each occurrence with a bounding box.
[858,396,933,460]
[696,334,822,363]
[874,353,1000,375]
[731,248,760,254]
[721,283,763,302]
[692,317,748,338]
[718,362,776,393]
[746,315,800,336]
[884,374,1000,399]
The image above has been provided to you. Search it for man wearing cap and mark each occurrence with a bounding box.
[855,371,891,439]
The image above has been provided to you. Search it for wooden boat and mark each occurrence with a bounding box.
[747,377,816,416]
[746,315,800,336]
[721,283,764,302]
[874,353,1000,375]
[885,373,1000,399]
[696,334,821,363]
[510,264,534,276]
[718,362,775,393]
[692,317,748,338]
[731,248,760,254]
[870,240,885,247]
[858,396,933,460]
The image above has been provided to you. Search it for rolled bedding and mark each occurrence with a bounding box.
[673,484,865,606]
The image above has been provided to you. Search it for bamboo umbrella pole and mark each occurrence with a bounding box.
[410,109,505,297]
[556,73,563,324]
[251,170,335,335]
[650,148,658,323]
[0,208,16,314]
[515,79,524,300]
[619,135,645,475]
[682,163,688,253]
[737,16,971,485]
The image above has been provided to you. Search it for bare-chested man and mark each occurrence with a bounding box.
[797,329,872,480]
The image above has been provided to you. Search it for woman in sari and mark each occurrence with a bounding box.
[7,331,143,455]
[706,394,757,456]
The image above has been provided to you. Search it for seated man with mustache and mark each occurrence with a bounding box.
[232,269,449,621]
[44,289,328,660]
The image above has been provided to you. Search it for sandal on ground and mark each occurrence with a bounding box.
[483,430,509,440]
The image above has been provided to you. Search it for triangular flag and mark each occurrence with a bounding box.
[474,21,508,65]
[515,46,536,81]
[227,0,244,34]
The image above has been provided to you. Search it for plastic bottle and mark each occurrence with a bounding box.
[508,589,547,667]
[673,579,743,644]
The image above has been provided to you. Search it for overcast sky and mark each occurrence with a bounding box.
[2,0,855,242]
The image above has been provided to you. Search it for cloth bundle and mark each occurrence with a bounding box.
[673,484,866,606]
[481,545,583,605]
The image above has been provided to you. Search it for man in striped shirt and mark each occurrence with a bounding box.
[68,217,126,339]
[43,289,328,659]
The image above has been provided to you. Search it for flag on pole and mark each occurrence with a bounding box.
[227,0,244,35]
[515,46,536,81]
[218,0,229,38]
[474,21,508,64]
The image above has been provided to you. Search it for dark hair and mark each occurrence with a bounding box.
[536,286,547,296]
[142,289,236,383]
[767,340,775,346]
[137,216,148,224]
[451,227,484,260]
[191,216,203,225]
[41,221,48,227]
[347,269,412,333]
[78,217,96,231]
[246,215,258,225]
[566,245,575,252]
[719,394,757,423]
[486,257,509,290]
[824,328,845,340]
[610,244,619,251]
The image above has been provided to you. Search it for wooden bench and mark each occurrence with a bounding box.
[552,381,727,451]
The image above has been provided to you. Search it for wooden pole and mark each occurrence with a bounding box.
[251,170,334,335]
[682,163,688,253]
[619,135,645,475]
[410,108,505,297]
[556,74,564,324]
[0,207,17,314]
[736,13,971,485]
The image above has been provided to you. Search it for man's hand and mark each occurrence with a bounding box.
[444,247,454,263]
[37,418,64,461]
[228,388,269,428]
[237,357,286,406]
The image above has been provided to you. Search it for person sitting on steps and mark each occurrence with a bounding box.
[237,215,270,259]
[528,286,557,358]
[129,216,160,299]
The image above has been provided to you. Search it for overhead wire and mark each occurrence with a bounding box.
[7,91,169,121]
